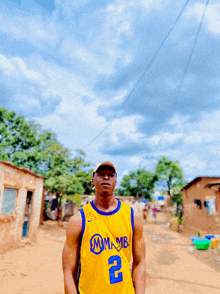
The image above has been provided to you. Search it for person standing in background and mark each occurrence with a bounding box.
[152,206,158,223]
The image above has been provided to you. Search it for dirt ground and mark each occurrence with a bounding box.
[1,212,220,294]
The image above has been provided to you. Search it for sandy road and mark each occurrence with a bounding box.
[144,212,220,294]
[1,214,220,294]
[0,221,64,294]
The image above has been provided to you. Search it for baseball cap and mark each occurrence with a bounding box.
[93,161,117,174]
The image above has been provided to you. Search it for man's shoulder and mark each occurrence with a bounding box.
[66,210,83,237]
[80,202,92,214]
[119,200,133,210]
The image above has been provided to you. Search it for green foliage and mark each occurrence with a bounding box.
[0,107,58,176]
[118,157,185,204]
[1,107,187,213]
[44,148,89,196]
[65,194,82,206]
[119,169,157,199]
[155,156,184,190]
[43,146,91,220]
[172,211,184,224]
[74,169,94,195]
[0,107,94,221]
[0,108,37,156]
[178,215,184,225]
[155,156,185,205]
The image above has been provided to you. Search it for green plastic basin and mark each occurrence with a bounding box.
[193,238,210,250]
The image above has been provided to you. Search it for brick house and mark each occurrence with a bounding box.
[182,177,220,232]
[0,161,45,253]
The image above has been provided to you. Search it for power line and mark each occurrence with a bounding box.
[175,0,210,98]
[83,0,191,149]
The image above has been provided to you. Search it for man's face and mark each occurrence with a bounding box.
[92,166,117,196]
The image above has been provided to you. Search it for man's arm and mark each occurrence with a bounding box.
[132,214,146,294]
[62,211,82,294]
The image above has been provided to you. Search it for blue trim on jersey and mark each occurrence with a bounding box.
[91,199,121,215]
[131,207,134,232]
[79,208,85,238]
[78,209,85,288]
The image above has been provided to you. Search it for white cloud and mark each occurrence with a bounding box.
[101,2,135,67]
[137,0,168,12]
[0,6,59,47]
[55,0,89,16]
[56,0,136,74]
[0,54,14,71]
[130,156,140,165]
[107,114,145,143]
[147,132,183,148]
[35,91,106,150]
[186,2,220,35]
[205,4,220,35]
[181,153,207,176]
[168,113,190,127]
[122,169,129,176]
[12,57,45,83]
[1,0,220,184]
[0,54,45,84]
[111,90,128,104]
[60,39,114,75]
[16,95,40,111]
[146,109,220,178]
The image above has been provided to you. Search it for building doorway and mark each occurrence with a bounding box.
[22,191,33,238]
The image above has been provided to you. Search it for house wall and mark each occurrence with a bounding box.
[0,163,44,253]
[182,178,220,232]
[216,191,220,212]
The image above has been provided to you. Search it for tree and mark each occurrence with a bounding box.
[135,169,158,199]
[119,173,138,196]
[0,107,59,176]
[118,169,157,199]
[155,156,185,205]
[0,108,37,161]
[74,169,94,195]
[44,147,91,220]
[1,108,94,220]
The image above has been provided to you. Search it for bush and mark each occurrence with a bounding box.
[65,194,82,206]
[172,211,184,225]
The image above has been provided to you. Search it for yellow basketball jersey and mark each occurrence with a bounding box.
[78,199,135,294]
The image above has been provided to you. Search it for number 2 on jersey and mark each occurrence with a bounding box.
[108,255,123,284]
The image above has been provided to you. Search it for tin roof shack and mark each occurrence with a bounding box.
[182,177,220,233]
[0,161,45,253]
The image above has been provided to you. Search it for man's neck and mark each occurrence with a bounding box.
[93,194,118,212]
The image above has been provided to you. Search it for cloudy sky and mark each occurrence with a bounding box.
[0,0,219,185]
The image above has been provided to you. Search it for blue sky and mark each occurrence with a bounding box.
[1,0,220,185]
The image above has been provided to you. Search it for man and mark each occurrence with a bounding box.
[152,206,157,223]
[62,161,146,294]
[143,205,148,221]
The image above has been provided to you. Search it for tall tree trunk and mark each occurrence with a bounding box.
[167,181,171,196]
[140,182,143,198]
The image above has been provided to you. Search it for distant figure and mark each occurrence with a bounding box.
[152,206,158,223]
[143,205,148,220]
[177,205,184,227]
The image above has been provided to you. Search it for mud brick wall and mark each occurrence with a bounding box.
[0,162,44,253]
[182,177,220,233]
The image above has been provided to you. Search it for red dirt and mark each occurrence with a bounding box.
[1,213,220,294]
